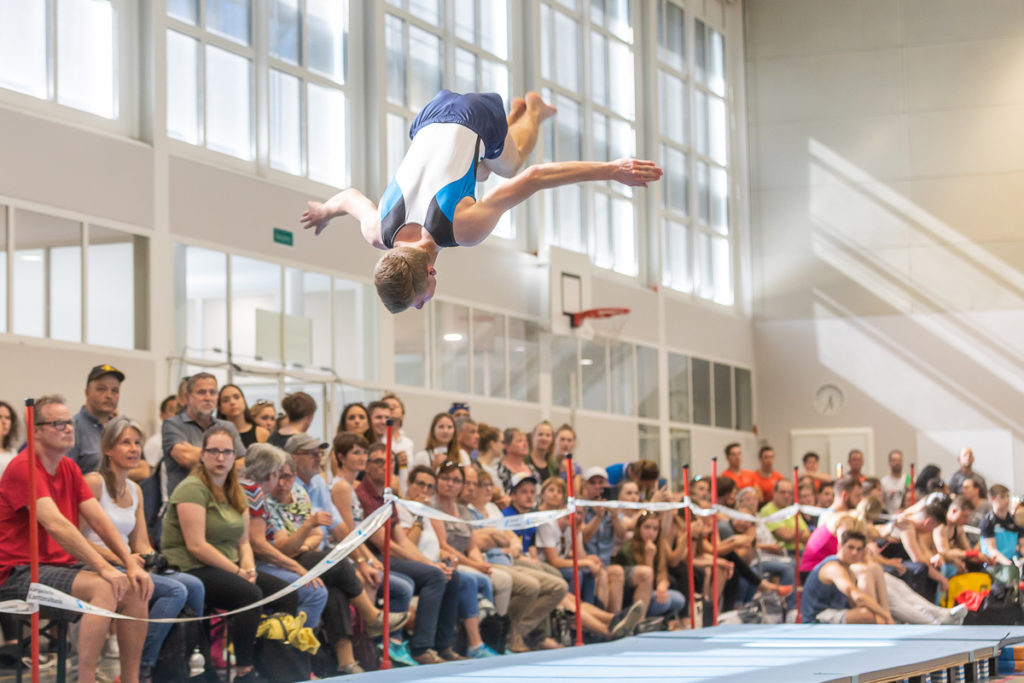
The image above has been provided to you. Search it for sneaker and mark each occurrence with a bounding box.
[411,648,445,665]
[506,633,530,654]
[477,598,497,618]
[948,604,968,625]
[775,585,795,599]
[384,640,418,667]
[611,600,646,640]
[103,634,119,659]
[366,610,410,637]
[467,643,500,658]
[438,647,467,661]
[338,661,365,675]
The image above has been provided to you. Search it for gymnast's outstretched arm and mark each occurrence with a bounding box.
[453,158,662,246]
[301,188,385,249]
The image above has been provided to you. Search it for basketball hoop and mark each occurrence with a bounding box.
[566,307,630,342]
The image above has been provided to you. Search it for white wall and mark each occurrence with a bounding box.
[746,0,1024,490]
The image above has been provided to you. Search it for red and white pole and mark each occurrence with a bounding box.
[565,453,583,646]
[710,457,719,626]
[793,466,802,623]
[683,465,696,630]
[25,399,40,683]
[380,419,394,670]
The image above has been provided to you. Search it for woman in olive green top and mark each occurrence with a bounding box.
[162,427,297,683]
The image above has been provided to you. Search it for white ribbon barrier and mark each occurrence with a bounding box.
[392,496,575,530]
[0,501,395,621]
[573,497,827,526]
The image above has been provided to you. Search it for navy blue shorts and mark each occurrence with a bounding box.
[409,90,508,160]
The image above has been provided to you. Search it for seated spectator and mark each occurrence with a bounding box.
[456,417,479,463]
[496,428,533,496]
[612,510,686,620]
[217,384,269,449]
[800,475,862,578]
[689,514,734,607]
[862,477,883,504]
[798,483,819,530]
[892,492,953,596]
[336,402,374,444]
[378,396,415,493]
[802,530,894,624]
[579,467,626,612]
[474,424,504,499]
[979,484,1022,565]
[162,373,245,502]
[690,476,711,507]
[750,446,782,505]
[722,443,757,492]
[551,424,583,486]
[949,447,986,495]
[800,452,831,490]
[161,426,298,683]
[357,448,462,664]
[760,480,810,553]
[536,478,602,604]
[961,475,989,541]
[81,417,205,681]
[715,476,739,511]
[416,463,502,658]
[817,480,835,508]
[139,395,179,542]
[933,495,988,574]
[244,444,402,675]
[527,421,554,483]
[412,412,461,471]
[283,434,343,545]
[268,392,317,448]
[68,364,125,475]
[463,467,567,652]
[0,396,152,683]
[0,399,20,476]
[914,464,943,500]
[249,400,277,434]
[715,506,793,610]
[611,481,642,558]
[448,402,471,419]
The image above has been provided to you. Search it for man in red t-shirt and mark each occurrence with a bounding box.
[0,396,152,683]
[721,443,756,492]
[751,446,783,504]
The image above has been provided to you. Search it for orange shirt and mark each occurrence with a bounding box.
[751,470,784,503]
[722,468,757,493]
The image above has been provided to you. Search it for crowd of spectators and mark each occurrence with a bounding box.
[0,364,1020,682]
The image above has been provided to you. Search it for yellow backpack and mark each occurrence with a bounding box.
[942,571,992,608]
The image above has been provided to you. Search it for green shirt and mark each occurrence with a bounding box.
[161,475,244,572]
[760,500,809,553]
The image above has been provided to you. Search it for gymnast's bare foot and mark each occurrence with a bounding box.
[508,97,527,120]
[525,91,557,122]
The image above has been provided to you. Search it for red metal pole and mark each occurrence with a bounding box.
[380,419,393,670]
[909,464,916,506]
[793,466,802,623]
[25,399,40,683]
[565,454,583,646]
[683,465,696,629]
[710,457,719,626]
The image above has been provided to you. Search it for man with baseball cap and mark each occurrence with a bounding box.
[284,433,343,547]
[501,472,540,553]
[66,364,125,474]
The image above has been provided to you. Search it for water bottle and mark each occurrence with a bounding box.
[188,646,205,677]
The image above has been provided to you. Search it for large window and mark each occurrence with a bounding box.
[538,0,638,276]
[1,205,147,349]
[166,0,349,186]
[657,1,734,306]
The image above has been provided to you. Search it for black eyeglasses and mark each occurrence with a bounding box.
[203,448,236,458]
[35,420,74,430]
[367,457,386,466]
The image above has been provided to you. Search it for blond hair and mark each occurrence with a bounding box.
[374,247,431,314]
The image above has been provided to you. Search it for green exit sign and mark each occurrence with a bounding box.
[273,228,293,246]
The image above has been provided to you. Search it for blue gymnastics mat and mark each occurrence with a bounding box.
[320,624,1024,683]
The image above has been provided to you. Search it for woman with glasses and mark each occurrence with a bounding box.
[217,385,270,450]
[411,412,462,471]
[433,461,505,658]
[80,417,205,683]
[161,427,298,683]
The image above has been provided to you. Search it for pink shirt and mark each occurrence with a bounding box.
[799,523,837,573]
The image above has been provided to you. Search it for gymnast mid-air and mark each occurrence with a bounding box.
[301,90,663,313]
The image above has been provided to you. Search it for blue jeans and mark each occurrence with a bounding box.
[457,567,494,604]
[389,558,460,656]
[142,571,205,668]
[256,562,329,627]
[383,571,414,612]
[558,565,596,605]
[648,588,686,617]
[486,548,513,566]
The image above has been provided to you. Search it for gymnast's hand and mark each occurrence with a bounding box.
[610,159,664,188]
[301,201,333,235]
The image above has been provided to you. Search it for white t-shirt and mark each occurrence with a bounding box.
[0,448,17,478]
[397,501,441,561]
[880,474,906,515]
[412,447,471,469]
[535,519,576,560]
[393,432,415,494]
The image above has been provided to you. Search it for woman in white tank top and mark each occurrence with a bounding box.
[81,417,206,681]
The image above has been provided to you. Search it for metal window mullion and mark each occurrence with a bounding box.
[225,252,233,367]
[49,0,58,102]
[467,306,475,396]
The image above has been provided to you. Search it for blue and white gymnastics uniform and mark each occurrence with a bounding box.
[378,90,508,249]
